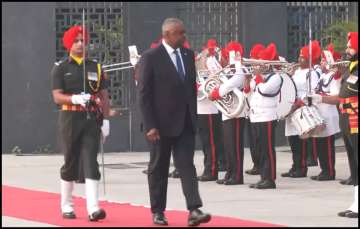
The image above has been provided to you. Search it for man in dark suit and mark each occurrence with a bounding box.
[138,18,211,226]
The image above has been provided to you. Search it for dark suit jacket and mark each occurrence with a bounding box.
[138,44,197,137]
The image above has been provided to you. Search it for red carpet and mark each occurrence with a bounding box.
[2,185,284,227]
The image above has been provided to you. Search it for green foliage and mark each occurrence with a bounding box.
[321,18,358,52]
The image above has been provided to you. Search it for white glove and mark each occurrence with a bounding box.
[305,94,322,105]
[71,93,91,107]
[101,119,110,140]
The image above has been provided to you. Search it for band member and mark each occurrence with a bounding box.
[51,25,110,221]
[309,32,358,218]
[244,44,265,176]
[282,40,321,178]
[208,41,247,185]
[309,44,342,181]
[244,43,282,189]
[138,18,211,226]
[197,39,225,181]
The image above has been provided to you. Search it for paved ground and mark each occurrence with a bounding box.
[2,139,358,227]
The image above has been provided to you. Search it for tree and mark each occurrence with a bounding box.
[321,18,358,52]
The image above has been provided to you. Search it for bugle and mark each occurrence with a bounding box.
[102,45,140,72]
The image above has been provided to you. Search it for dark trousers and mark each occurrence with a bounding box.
[251,121,277,181]
[245,118,259,168]
[59,112,101,181]
[222,117,245,182]
[147,111,202,213]
[306,138,319,163]
[198,113,223,177]
[315,135,336,177]
[287,135,308,174]
[339,113,358,186]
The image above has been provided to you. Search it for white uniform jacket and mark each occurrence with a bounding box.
[285,68,320,136]
[312,71,341,137]
[248,72,282,123]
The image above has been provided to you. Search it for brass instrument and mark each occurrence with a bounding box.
[202,67,245,118]
[326,60,350,70]
[102,46,140,72]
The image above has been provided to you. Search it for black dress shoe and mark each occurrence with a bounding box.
[281,169,294,177]
[169,169,180,178]
[345,211,358,218]
[340,177,354,185]
[338,210,353,217]
[216,178,226,184]
[62,211,76,219]
[198,175,218,182]
[249,180,264,188]
[188,209,211,226]
[88,209,106,221]
[254,180,276,189]
[152,212,168,225]
[223,178,243,185]
[287,169,307,178]
[245,166,260,175]
[311,173,335,181]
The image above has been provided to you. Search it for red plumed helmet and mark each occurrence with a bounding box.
[258,43,278,61]
[226,41,244,57]
[250,44,265,59]
[300,40,321,63]
[62,25,89,52]
[207,39,218,49]
[347,32,358,52]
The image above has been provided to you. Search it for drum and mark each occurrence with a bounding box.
[290,105,326,139]
[276,73,297,119]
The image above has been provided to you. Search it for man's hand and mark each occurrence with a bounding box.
[71,93,91,107]
[101,119,110,142]
[146,128,160,142]
[305,94,322,105]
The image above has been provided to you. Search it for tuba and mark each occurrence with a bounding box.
[202,66,245,118]
[201,49,247,118]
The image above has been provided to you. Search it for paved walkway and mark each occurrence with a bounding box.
[2,140,358,227]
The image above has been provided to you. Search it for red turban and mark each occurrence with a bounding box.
[226,41,244,57]
[62,25,89,52]
[347,32,358,52]
[300,40,321,63]
[250,44,265,59]
[258,43,278,61]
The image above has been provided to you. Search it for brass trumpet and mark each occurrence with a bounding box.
[102,45,140,72]
[326,60,350,70]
